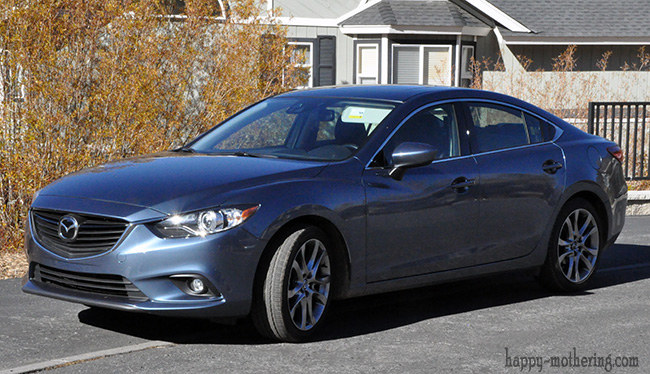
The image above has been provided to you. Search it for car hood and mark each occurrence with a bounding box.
[36,152,326,217]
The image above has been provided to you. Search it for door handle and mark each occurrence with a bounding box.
[542,160,563,174]
[451,177,476,192]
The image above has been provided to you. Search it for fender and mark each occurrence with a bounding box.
[554,180,617,245]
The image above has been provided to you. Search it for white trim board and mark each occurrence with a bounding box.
[504,39,650,46]
[275,17,338,27]
[464,0,531,33]
[336,0,384,25]
[340,25,491,36]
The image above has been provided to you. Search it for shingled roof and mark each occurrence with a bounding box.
[339,0,488,28]
[488,0,650,41]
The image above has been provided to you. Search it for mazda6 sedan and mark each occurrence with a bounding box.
[23,86,627,342]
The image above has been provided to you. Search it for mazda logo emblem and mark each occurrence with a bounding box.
[58,216,80,242]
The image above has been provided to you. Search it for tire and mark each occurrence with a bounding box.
[538,198,603,292]
[252,226,333,342]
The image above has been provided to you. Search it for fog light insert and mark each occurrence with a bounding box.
[169,274,222,298]
[188,278,207,294]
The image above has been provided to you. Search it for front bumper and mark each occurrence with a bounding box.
[23,214,266,318]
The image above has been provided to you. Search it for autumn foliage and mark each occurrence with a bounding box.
[0,0,307,255]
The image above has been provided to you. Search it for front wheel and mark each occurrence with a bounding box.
[252,226,333,342]
[538,198,602,292]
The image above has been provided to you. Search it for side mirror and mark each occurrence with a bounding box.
[389,142,437,180]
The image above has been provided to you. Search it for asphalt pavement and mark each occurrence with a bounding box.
[1,216,649,373]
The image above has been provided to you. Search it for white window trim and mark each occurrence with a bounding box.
[287,41,313,89]
[391,44,453,86]
[356,43,379,85]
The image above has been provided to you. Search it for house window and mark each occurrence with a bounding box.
[356,44,378,85]
[461,45,475,80]
[288,42,313,88]
[392,45,452,86]
[459,45,475,87]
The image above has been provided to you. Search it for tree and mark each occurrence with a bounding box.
[0,0,307,253]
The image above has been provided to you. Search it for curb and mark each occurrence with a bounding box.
[627,190,650,216]
[0,341,174,374]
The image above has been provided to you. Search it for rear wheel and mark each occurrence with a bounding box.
[539,198,602,292]
[252,226,333,342]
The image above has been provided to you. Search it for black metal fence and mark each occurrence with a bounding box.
[588,102,650,181]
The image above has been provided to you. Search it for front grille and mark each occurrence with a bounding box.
[31,209,129,258]
[33,263,147,300]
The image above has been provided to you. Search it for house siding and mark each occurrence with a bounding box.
[475,31,500,68]
[274,0,358,19]
[286,26,354,85]
[509,45,650,71]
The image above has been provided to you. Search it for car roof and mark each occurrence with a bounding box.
[278,85,474,103]
[276,85,571,132]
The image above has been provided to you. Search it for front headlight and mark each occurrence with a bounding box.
[152,205,259,238]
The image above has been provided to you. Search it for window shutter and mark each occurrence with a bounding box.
[316,36,336,86]
[393,46,419,84]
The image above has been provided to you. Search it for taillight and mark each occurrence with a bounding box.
[607,146,624,163]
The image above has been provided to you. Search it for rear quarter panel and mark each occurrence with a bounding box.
[555,127,627,244]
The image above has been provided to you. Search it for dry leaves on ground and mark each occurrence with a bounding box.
[0,250,28,280]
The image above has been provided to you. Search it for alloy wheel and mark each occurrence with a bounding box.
[557,208,599,283]
[287,238,331,331]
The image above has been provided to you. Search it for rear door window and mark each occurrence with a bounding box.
[466,102,550,153]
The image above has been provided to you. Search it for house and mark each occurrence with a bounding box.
[271,0,650,88]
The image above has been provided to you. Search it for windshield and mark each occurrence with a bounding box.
[189,97,397,161]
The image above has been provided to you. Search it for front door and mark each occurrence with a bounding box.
[363,103,480,282]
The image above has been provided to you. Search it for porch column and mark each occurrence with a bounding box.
[454,35,461,87]
[381,35,389,84]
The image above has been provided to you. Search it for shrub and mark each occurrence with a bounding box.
[0,0,307,254]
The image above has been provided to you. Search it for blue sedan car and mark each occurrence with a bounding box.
[23,86,627,342]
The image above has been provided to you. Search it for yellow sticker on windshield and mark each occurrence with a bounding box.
[348,108,365,119]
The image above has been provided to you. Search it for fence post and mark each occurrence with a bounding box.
[587,102,595,134]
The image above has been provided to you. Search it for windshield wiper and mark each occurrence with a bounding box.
[175,145,196,153]
[231,151,278,159]
[207,151,278,159]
